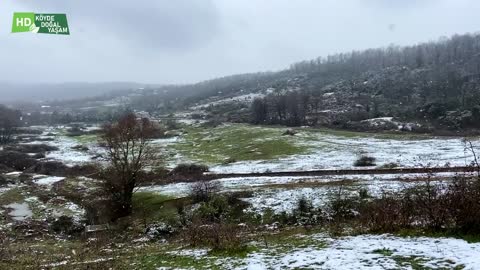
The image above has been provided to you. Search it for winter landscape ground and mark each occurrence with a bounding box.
[1,118,480,269]
[3,8,480,268]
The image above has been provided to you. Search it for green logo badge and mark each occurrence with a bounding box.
[12,12,70,35]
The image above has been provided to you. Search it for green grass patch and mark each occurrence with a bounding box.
[262,230,328,254]
[132,192,179,222]
[392,255,464,270]
[208,245,258,258]
[71,134,98,144]
[372,248,394,256]
[169,124,309,164]
[0,188,24,205]
[137,253,223,270]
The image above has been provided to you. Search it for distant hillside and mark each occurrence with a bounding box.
[0,82,151,102]
[13,32,480,131]
[123,32,480,131]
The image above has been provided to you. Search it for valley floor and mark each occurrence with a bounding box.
[1,123,480,269]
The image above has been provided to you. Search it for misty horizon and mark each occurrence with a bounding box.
[2,0,480,85]
[2,30,479,87]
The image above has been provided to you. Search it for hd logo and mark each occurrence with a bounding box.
[12,12,70,35]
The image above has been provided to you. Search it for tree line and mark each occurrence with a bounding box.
[250,33,480,129]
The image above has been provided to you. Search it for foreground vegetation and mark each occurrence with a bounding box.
[1,116,480,269]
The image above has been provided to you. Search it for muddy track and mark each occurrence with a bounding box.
[211,166,477,179]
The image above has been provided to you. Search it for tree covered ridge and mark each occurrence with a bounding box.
[209,32,480,129]
[14,32,480,131]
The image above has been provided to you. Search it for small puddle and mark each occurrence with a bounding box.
[6,202,33,221]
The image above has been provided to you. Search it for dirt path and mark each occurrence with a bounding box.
[212,166,477,179]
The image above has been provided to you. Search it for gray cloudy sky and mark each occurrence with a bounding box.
[1,0,480,84]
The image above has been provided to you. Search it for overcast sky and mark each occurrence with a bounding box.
[1,0,480,85]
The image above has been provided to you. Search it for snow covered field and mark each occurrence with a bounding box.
[210,132,478,173]
[166,234,480,269]
[45,135,103,165]
[142,172,463,214]
[25,124,480,175]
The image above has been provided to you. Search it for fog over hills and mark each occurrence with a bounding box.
[0,82,153,102]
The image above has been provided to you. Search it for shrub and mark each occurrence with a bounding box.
[0,175,9,186]
[170,163,209,178]
[353,174,480,234]
[193,195,230,222]
[184,222,246,251]
[0,164,13,174]
[71,145,89,151]
[4,144,58,154]
[297,197,314,214]
[50,216,84,235]
[445,176,480,234]
[145,222,175,240]
[190,180,221,203]
[24,161,69,175]
[66,127,85,137]
[325,188,364,223]
[359,194,411,233]
[0,151,38,171]
[354,156,376,167]
[358,188,370,199]
[282,129,297,136]
[292,197,323,226]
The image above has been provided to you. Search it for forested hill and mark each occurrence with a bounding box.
[23,32,480,131]
[122,32,479,131]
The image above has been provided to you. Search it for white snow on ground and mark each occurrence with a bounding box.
[0,186,12,195]
[190,93,265,110]
[44,134,104,166]
[5,171,22,176]
[171,234,480,269]
[142,172,465,214]
[6,202,32,221]
[139,182,194,198]
[83,126,101,132]
[273,234,480,270]
[151,137,181,145]
[64,202,85,222]
[34,176,65,186]
[142,173,462,198]
[210,133,478,173]
[177,119,207,125]
[250,234,480,270]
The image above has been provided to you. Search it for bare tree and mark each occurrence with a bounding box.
[101,113,157,219]
[251,98,268,124]
[0,105,21,145]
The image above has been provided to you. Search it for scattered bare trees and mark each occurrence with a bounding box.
[101,113,157,219]
[251,91,311,126]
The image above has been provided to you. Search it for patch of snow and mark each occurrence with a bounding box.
[5,171,22,176]
[35,176,65,186]
[44,132,105,166]
[151,137,181,145]
[266,234,480,269]
[362,117,394,122]
[6,202,32,221]
[190,93,265,110]
[143,172,465,214]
